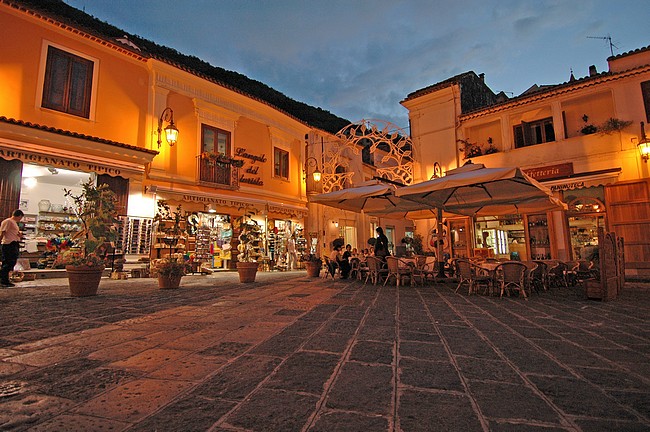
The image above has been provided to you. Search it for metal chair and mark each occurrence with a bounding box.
[495,261,528,298]
[454,258,492,295]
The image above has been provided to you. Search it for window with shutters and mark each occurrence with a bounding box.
[41,46,95,118]
[274,147,289,180]
[513,117,555,148]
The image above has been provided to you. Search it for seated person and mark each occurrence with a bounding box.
[330,245,351,279]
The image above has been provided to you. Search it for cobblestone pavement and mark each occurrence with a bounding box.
[0,272,649,431]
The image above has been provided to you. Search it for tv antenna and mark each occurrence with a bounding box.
[587,34,618,57]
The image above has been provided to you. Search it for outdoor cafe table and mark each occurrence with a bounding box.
[476,261,500,295]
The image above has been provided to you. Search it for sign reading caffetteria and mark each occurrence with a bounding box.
[523,163,573,181]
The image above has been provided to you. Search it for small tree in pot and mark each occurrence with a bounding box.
[233,211,262,283]
[54,179,118,297]
[153,201,189,288]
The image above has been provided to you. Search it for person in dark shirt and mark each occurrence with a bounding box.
[374,227,390,260]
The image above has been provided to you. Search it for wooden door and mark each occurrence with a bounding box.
[97,174,129,216]
[605,180,650,274]
[0,158,23,219]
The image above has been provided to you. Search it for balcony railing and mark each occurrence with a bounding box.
[196,155,239,190]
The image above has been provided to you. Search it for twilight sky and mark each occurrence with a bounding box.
[64,0,649,131]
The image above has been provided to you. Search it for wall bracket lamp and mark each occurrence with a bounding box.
[157,107,179,148]
[638,122,650,163]
[303,137,322,182]
[304,156,322,182]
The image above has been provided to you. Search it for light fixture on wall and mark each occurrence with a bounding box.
[638,122,650,163]
[303,135,322,182]
[205,204,217,213]
[332,220,339,228]
[157,107,179,148]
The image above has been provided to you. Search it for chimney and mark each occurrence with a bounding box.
[478,73,485,82]
[589,65,597,76]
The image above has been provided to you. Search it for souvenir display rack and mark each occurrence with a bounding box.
[117,217,153,255]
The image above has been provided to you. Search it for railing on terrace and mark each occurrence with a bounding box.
[196,155,239,190]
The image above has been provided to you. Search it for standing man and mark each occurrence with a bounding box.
[287,235,297,270]
[0,209,24,287]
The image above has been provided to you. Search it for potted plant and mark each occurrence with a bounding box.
[580,114,598,135]
[301,253,322,277]
[54,179,118,297]
[152,256,191,289]
[153,201,188,288]
[233,211,262,283]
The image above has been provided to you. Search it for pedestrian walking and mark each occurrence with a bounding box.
[0,209,24,287]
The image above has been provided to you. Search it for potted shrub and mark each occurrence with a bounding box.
[301,253,322,277]
[54,180,118,297]
[233,211,262,283]
[152,257,191,289]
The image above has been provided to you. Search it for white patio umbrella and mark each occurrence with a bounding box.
[395,163,566,276]
[394,163,558,211]
[309,180,431,214]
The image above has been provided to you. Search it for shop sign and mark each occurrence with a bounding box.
[268,204,308,218]
[235,147,265,186]
[523,163,573,181]
[550,181,586,192]
[0,148,125,176]
[181,194,256,210]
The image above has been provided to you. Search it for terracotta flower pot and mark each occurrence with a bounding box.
[236,261,258,283]
[305,261,321,277]
[66,265,104,297]
[158,275,182,289]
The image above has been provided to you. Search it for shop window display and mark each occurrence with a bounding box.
[474,216,527,260]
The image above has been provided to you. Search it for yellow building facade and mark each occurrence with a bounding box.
[0,0,351,270]
[403,47,650,276]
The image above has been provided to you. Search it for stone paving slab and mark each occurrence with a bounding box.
[0,272,649,431]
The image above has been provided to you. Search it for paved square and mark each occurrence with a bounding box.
[0,272,649,431]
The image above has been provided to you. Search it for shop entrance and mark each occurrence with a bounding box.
[564,187,606,262]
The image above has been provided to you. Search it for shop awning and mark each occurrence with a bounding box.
[540,168,621,192]
[156,186,309,219]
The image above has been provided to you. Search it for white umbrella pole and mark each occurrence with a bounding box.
[436,207,446,278]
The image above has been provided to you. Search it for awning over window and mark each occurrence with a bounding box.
[541,168,621,192]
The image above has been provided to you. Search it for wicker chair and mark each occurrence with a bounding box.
[547,261,569,288]
[530,260,548,292]
[323,256,339,279]
[454,258,493,295]
[495,261,528,298]
[384,256,413,287]
[413,255,436,284]
[364,256,388,285]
